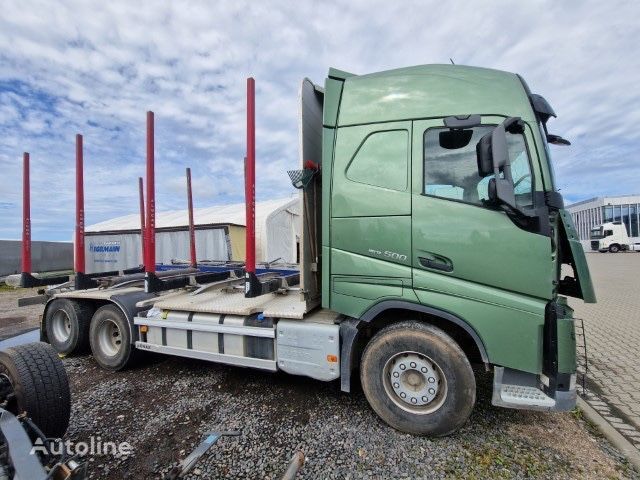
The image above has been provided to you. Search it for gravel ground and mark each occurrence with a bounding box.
[0,285,42,340]
[62,354,638,480]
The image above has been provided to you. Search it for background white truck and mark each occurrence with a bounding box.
[590,222,640,252]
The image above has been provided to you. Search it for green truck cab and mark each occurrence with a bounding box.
[320,65,595,434]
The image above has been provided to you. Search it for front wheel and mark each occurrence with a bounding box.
[360,321,476,436]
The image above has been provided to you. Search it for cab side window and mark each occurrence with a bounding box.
[424,126,534,208]
[347,130,408,191]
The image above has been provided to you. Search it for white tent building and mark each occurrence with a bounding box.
[82,197,301,273]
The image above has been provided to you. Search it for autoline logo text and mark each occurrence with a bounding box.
[31,437,133,457]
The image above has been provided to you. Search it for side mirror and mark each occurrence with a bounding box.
[476,133,493,177]
[476,117,524,210]
[547,134,571,146]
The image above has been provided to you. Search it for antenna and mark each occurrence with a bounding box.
[449,58,455,65]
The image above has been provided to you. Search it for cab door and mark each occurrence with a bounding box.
[329,121,414,317]
[410,118,554,302]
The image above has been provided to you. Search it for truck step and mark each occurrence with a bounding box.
[492,366,556,410]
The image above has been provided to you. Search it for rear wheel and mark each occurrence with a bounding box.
[45,299,93,355]
[89,305,136,371]
[609,244,620,253]
[0,342,71,438]
[360,321,476,436]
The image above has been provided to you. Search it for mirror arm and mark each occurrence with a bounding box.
[490,121,517,209]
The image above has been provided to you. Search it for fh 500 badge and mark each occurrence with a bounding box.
[367,248,408,262]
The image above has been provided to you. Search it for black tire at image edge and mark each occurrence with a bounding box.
[0,342,71,438]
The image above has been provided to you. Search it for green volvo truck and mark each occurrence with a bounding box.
[30,64,596,436]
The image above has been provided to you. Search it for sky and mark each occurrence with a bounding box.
[0,0,639,241]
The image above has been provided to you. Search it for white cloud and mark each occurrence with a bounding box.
[0,0,638,240]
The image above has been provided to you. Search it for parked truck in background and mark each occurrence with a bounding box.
[590,222,640,252]
[22,64,596,436]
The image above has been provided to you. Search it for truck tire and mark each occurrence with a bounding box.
[360,321,476,436]
[609,244,620,253]
[89,304,136,371]
[0,342,71,438]
[45,298,93,355]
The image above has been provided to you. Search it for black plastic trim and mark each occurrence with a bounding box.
[543,301,559,392]
[545,191,564,210]
[187,312,194,349]
[443,114,481,129]
[339,318,359,393]
[110,291,157,344]
[218,314,226,354]
[419,256,453,272]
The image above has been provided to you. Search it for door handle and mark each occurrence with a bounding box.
[419,255,453,272]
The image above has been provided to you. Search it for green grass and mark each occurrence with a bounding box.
[572,407,604,438]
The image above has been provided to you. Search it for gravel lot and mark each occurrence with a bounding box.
[62,355,637,479]
[0,284,42,339]
[0,286,638,479]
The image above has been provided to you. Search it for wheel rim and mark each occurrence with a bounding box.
[96,318,122,357]
[382,351,448,414]
[51,309,72,343]
[0,372,15,410]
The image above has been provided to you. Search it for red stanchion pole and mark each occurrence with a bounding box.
[145,111,156,273]
[21,152,31,273]
[74,134,85,273]
[245,78,256,276]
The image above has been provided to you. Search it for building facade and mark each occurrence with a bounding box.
[566,194,640,246]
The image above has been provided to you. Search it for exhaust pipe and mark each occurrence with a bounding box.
[186,167,197,268]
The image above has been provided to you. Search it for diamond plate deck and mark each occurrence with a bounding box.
[152,289,310,319]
